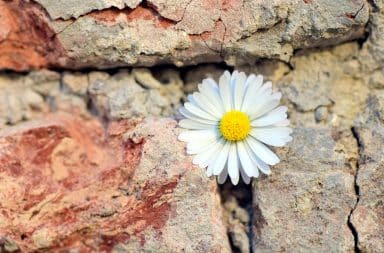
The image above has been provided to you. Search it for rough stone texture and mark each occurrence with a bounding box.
[88,69,183,119]
[0,114,231,252]
[0,69,184,128]
[252,128,357,252]
[62,72,89,96]
[0,0,66,71]
[222,196,250,253]
[279,42,369,128]
[0,1,384,250]
[0,70,91,129]
[359,0,384,87]
[0,74,47,127]
[0,0,369,71]
[351,91,384,252]
[35,0,142,19]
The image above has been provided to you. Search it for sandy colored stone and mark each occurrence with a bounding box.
[0,0,369,70]
[132,68,162,89]
[223,196,250,253]
[276,43,369,128]
[26,70,61,96]
[351,91,384,252]
[359,0,384,72]
[252,127,357,252]
[0,74,47,127]
[35,0,142,19]
[0,114,231,252]
[147,0,190,21]
[0,70,92,128]
[88,70,183,119]
[62,72,89,96]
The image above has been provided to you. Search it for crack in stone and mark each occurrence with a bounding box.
[180,0,193,23]
[217,1,226,58]
[348,126,362,253]
[219,180,253,253]
[54,20,76,36]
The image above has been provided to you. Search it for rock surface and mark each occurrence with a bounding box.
[0,114,230,252]
[88,69,183,119]
[0,1,384,251]
[279,42,369,129]
[252,128,357,252]
[0,69,184,129]
[0,0,369,71]
[351,91,384,252]
[0,70,90,128]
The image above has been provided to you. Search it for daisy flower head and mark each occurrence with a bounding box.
[178,70,292,185]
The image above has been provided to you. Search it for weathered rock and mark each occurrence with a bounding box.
[0,0,66,71]
[223,196,250,253]
[88,70,183,119]
[0,74,48,127]
[0,0,369,71]
[0,70,92,128]
[132,68,162,89]
[277,43,369,128]
[359,0,384,76]
[34,0,142,19]
[0,114,231,252]
[351,91,384,252]
[252,128,358,252]
[26,69,61,97]
[62,72,89,96]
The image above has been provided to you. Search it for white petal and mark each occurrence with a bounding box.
[249,97,281,120]
[187,136,219,154]
[179,119,216,130]
[200,78,225,113]
[274,119,290,126]
[250,127,293,147]
[244,80,276,116]
[188,94,219,118]
[254,157,271,175]
[251,106,288,127]
[206,161,214,176]
[233,72,247,110]
[244,74,256,90]
[245,140,271,175]
[193,138,224,168]
[179,107,217,125]
[239,166,251,184]
[243,142,259,178]
[237,142,258,177]
[178,129,218,142]
[217,168,228,184]
[185,102,218,120]
[212,141,231,175]
[219,71,232,111]
[247,137,280,165]
[227,143,239,185]
[241,75,263,112]
[206,139,225,177]
[258,81,272,95]
[193,92,223,118]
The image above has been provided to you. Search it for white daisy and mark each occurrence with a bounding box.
[178,70,292,185]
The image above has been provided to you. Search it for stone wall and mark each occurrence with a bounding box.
[0,0,383,252]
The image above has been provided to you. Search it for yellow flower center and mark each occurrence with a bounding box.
[220,110,251,141]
